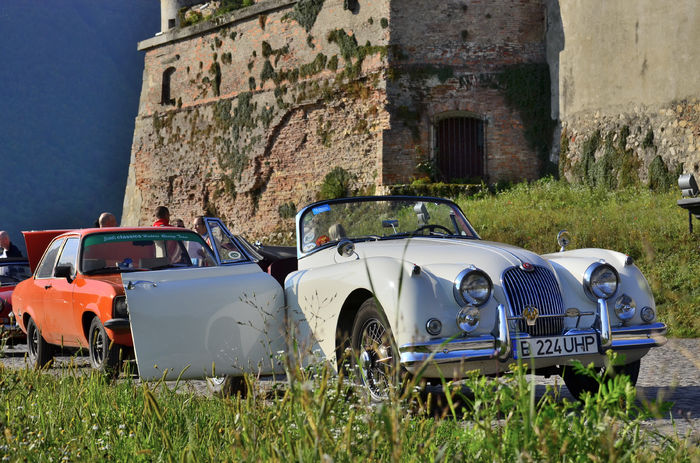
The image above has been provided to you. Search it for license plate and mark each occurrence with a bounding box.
[515,334,598,359]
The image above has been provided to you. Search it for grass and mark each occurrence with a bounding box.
[0,357,697,461]
[456,178,700,338]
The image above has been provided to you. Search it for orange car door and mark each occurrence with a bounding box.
[43,238,81,347]
[28,238,66,344]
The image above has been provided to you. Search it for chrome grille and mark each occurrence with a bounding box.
[502,266,565,336]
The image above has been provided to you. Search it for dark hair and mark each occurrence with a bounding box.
[155,206,170,219]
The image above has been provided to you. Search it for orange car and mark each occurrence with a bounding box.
[12,227,215,374]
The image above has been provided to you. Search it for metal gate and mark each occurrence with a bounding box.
[435,117,485,181]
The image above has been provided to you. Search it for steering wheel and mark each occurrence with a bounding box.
[412,224,453,235]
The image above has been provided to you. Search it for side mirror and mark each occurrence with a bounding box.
[336,239,355,257]
[557,230,571,252]
[54,264,74,282]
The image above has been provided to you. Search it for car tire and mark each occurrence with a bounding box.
[26,317,54,369]
[219,375,247,398]
[350,298,403,401]
[88,317,122,378]
[561,359,640,400]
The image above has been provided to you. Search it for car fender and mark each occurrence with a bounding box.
[543,248,656,325]
[285,256,457,366]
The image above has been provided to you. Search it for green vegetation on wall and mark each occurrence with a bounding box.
[319,166,355,199]
[496,63,556,176]
[567,126,679,191]
[283,0,325,32]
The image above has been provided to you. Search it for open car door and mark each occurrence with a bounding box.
[123,265,286,381]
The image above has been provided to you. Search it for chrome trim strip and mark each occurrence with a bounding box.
[598,298,612,349]
[496,304,511,360]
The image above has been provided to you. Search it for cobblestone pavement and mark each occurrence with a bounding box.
[2,339,698,442]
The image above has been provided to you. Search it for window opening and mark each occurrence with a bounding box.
[161,67,176,106]
[434,116,485,182]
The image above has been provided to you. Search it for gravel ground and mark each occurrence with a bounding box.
[2,338,698,442]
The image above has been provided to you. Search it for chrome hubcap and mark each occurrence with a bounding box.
[92,328,104,366]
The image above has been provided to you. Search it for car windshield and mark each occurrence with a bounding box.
[0,260,32,286]
[80,230,217,274]
[298,197,478,254]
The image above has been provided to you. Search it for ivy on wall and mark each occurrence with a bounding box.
[495,63,557,176]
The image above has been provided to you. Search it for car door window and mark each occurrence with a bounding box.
[35,239,66,279]
[207,222,246,263]
[55,238,79,276]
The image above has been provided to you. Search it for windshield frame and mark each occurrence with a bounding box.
[295,196,480,258]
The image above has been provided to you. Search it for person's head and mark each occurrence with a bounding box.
[173,218,185,228]
[155,206,170,221]
[0,231,9,249]
[193,216,206,235]
[98,212,117,228]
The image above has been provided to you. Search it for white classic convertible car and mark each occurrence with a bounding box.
[124,196,667,399]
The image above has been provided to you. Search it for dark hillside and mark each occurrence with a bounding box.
[0,0,159,251]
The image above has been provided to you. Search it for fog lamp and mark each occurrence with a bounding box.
[640,306,655,323]
[456,306,480,333]
[426,318,442,336]
[614,294,636,321]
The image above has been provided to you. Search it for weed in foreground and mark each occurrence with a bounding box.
[0,357,697,461]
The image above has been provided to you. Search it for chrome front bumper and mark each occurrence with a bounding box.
[399,303,667,367]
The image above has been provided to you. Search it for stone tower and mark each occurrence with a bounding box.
[123,0,552,236]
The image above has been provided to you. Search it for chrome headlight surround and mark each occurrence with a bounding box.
[453,268,492,307]
[112,295,129,319]
[583,262,619,301]
[614,294,636,321]
[456,306,480,333]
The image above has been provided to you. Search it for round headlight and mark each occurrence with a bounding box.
[583,262,619,300]
[614,294,636,321]
[453,269,492,306]
[426,318,442,336]
[640,306,655,323]
[456,306,480,333]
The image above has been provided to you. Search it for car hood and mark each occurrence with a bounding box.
[353,238,550,275]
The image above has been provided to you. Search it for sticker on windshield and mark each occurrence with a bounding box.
[303,229,316,243]
[302,243,316,252]
[227,251,242,260]
[312,204,331,215]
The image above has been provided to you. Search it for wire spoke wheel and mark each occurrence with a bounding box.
[351,299,400,401]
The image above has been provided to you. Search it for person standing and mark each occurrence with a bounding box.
[153,206,170,227]
[0,231,22,258]
[98,212,118,228]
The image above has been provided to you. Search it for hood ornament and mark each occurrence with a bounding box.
[522,305,539,326]
[521,262,535,272]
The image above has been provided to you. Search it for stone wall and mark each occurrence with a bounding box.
[554,0,700,183]
[122,0,549,236]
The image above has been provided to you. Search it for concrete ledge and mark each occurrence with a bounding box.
[138,0,298,51]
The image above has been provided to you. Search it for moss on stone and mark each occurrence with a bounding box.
[260,60,276,85]
[283,0,325,32]
[209,61,222,96]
